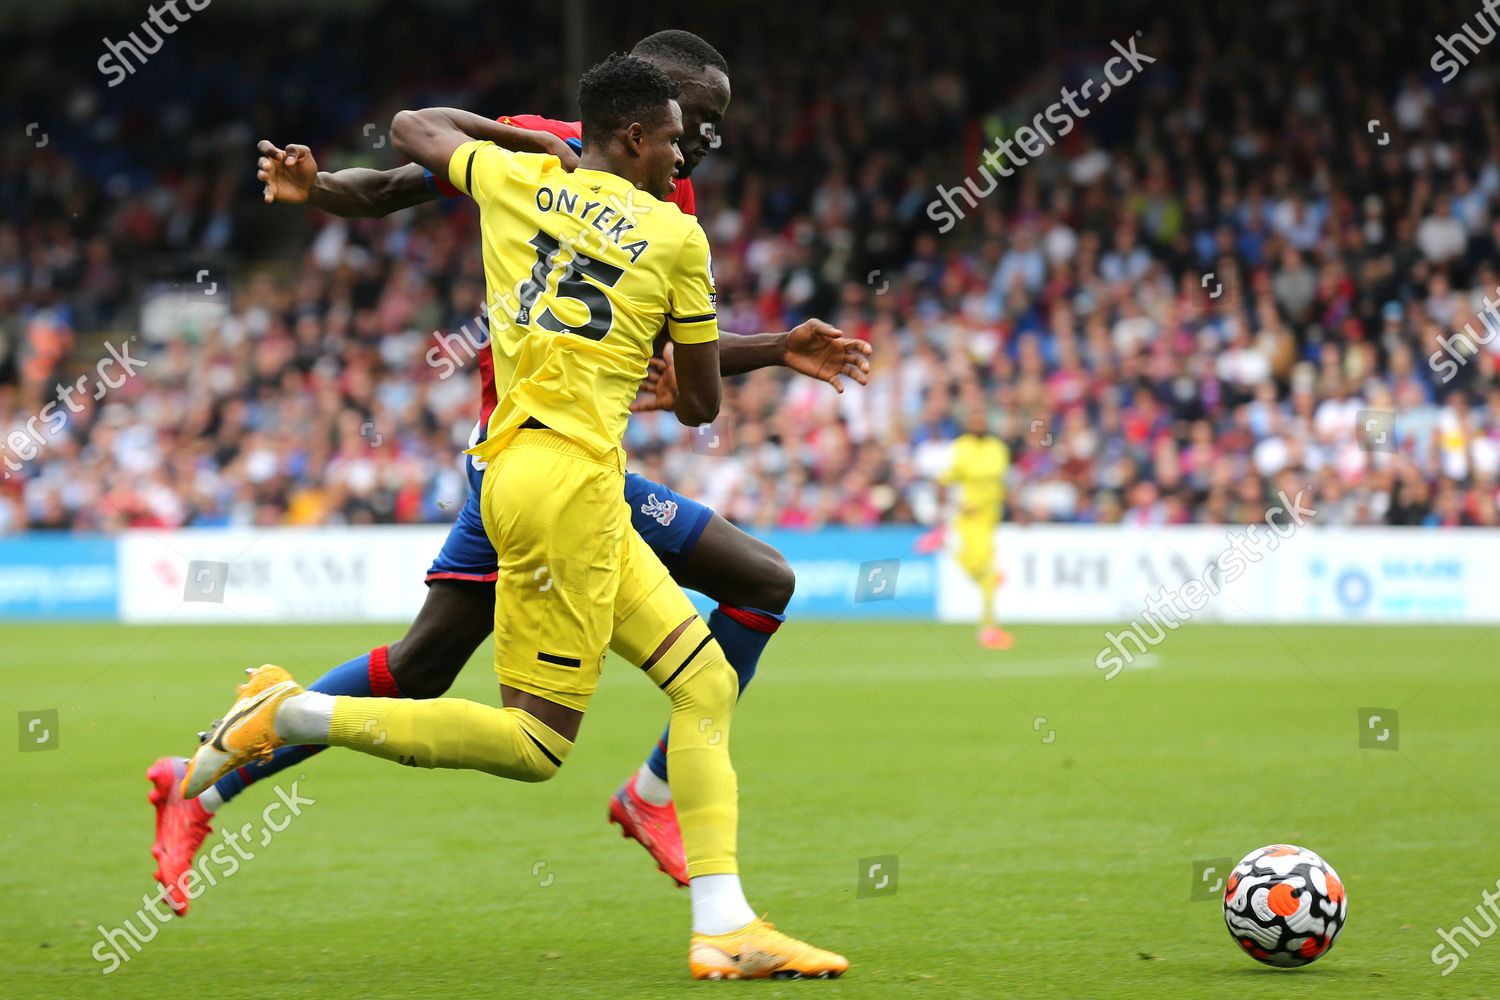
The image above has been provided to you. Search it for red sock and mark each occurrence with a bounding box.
[367,646,404,698]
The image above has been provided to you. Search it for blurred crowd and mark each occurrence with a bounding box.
[5,1,1500,534]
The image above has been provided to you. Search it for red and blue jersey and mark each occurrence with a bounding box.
[426,114,699,427]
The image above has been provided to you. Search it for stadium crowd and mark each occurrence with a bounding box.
[5,1,1500,534]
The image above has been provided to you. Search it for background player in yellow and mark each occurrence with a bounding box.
[180,54,845,981]
[941,407,1013,650]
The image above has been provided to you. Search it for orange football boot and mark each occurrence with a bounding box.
[690,916,848,980]
[182,665,302,800]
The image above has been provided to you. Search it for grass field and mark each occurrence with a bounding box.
[3,620,1499,999]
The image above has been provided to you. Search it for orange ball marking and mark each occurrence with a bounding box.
[1267,882,1301,916]
[1300,936,1329,958]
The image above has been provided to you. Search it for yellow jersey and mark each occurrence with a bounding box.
[449,140,719,461]
[942,433,1010,518]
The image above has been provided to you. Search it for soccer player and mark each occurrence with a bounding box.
[148,30,871,912]
[940,407,1013,649]
[181,54,846,980]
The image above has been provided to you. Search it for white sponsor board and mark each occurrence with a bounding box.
[1289,529,1499,622]
[939,525,1500,624]
[115,524,1500,625]
[118,528,442,624]
[115,526,937,624]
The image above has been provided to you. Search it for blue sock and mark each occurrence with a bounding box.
[208,650,383,808]
[646,606,784,782]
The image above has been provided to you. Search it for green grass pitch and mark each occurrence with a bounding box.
[3,621,1499,999]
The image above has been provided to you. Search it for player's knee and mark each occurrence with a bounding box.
[765,552,796,610]
[706,658,738,712]
[505,706,573,782]
[476,751,562,783]
[513,754,563,783]
[675,656,737,716]
[523,731,574,782]
[745,548,795,613]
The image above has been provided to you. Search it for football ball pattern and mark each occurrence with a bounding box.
[1223,844,1346,967]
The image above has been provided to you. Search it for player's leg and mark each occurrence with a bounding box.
[609,475,792,879]
[197,582,493,806]
[618,474,791,783]
[387,457,502,698]
[385,581,495,697]
[958,514,1009,649]
[181,432,620,796]
[213,580,496,775]
[612,562,743,891]
[961,521,997,626]
[610,529,846,979]
[669,511,794,688]
[196,464,496,801]
[145,626,434,915]
[149,489,497,913]
[185,661,575,791]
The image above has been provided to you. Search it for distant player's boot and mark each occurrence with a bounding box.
[978,625,1013,650]
[608,773,689,886]
[147,756,213,916]
[182,666,302,800]
[914,523,947,554]
[689,916,849,980]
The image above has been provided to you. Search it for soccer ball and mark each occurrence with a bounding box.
[1222,844,1346,967]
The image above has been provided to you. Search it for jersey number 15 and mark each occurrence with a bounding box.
[514,230,624,341]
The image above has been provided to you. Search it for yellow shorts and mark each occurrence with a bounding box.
[955,514,998,580]
[480,429,683,712]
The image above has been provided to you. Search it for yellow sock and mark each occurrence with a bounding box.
[667,654,739,878]
[328,697,572,783]
[979,570,998,629]
[619,611,740,878]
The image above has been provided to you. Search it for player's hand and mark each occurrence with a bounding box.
[631,351,679,412]
[540,133,580,172]
[256,140,318,204]
[783,319,871,392]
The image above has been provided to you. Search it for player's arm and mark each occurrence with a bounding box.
[666,224,722,426]
[719,321,871,390]
[391,108,575,187]
[673,341,721,426]
[312,164,433,217]
[256,140,437,217]
[632,320,871,412]
[257,118,577,217]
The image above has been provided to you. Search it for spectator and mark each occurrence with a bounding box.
[3,1,1499,534]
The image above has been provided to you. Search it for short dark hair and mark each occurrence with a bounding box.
[631,29,729,77]
[578,53,680,149]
